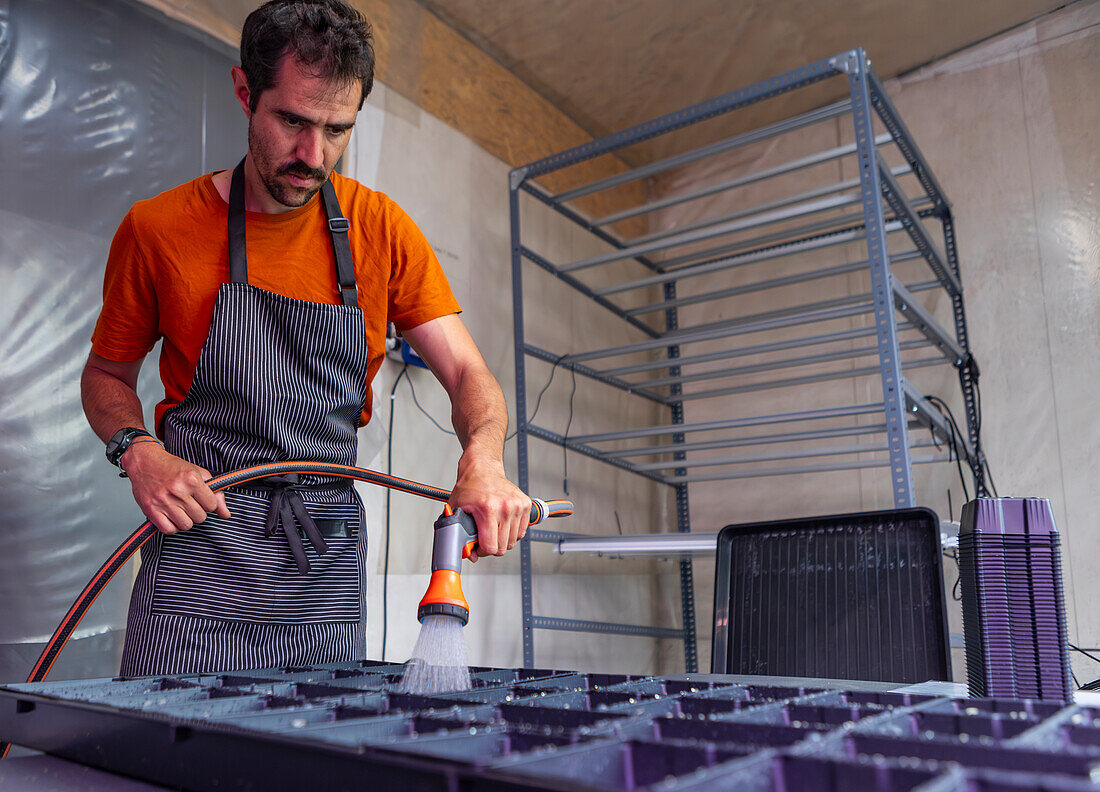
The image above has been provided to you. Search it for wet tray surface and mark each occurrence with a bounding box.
[1,662,1097,791]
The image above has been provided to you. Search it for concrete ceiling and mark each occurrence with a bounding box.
[417,0,1068,162]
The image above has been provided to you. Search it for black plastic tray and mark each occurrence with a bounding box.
[711,508,951,683]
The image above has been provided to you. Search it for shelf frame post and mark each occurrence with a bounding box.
[664,281,698,673]
[509,167,537,666]
[845,49,915,508]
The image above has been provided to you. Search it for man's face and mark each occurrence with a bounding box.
[241,56,360,211]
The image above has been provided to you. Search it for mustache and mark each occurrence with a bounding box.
[278,161,326,181]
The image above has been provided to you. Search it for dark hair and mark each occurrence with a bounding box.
[240,0,375,112]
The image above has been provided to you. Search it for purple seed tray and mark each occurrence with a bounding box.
[959,497,1073,702]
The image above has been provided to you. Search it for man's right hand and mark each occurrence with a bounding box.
[120,441,231,534]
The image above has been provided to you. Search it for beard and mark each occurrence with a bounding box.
[247,120,328,208]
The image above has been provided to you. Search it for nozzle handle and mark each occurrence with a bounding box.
[529,498,573,525]
[436,499,574,563]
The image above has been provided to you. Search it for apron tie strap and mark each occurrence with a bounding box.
[256,474,330,574]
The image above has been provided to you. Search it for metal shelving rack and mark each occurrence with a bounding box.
[509,49,986,673]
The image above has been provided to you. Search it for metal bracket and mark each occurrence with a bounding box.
[509,166,529,192]
[834,49,864,75]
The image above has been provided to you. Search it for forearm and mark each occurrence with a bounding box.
[401,314,529,558]
[81,356,148,442]
[450,366,509,465]
[80,352,230,532]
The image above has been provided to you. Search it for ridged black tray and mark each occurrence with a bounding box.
[712,508,951,683]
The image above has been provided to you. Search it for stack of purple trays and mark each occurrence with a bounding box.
[958,497,1073,701]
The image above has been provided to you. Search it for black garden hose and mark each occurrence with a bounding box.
[0,461,571,759]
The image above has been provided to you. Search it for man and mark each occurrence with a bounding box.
[81,0,530,676]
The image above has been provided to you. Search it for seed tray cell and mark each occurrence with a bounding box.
[847,732,1098,777]
[912,711,1039,740]
[841,690,936,708]
[379,727,578,765]
[763,753,942,792]
[785,703,882,727]
[948,698,1066,719]
[1,663,1096,791]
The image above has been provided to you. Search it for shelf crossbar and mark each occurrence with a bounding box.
[526,424,670,484]
[594,132,893,227]
[891,278,965,364]
[623,163,909,250]
[631,438,941,472]
[519,179,662,273]
[605,422,899,458]
[868,69,951,212]
[626,249,921,317]
[670,355,945,403]
[566,280,938,365]
[517,53,844,180]
[524,343,670,405]
[663,453,952,484]
[602,324,912,377]
[571,403,886,445]
[593,216,900,297]
[631,337,931,390]
[531,616,685,640]
[520,245,661,339]
[902,379,978,464]
[877,155,961,296]
[553,100,853,204]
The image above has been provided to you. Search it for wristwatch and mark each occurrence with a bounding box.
[105,427,157,468]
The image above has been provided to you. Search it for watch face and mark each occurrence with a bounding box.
[106,430,128,459]
[106,427,147,465]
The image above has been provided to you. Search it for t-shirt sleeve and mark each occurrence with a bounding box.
[385,202,461,332]
[90,211,161,361]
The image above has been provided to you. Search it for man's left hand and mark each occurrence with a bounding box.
[449,451,531,562]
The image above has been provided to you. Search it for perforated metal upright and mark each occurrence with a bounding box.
[509,49,986,672]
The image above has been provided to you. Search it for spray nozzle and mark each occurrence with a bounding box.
[416,506,478,625]
[416,499,574,626]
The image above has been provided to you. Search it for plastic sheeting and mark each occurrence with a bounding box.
[0,0,245,682]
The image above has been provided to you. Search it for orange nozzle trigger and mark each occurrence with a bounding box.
[462,540,477,560]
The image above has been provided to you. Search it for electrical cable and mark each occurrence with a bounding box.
[561,366,577,495]
[1069,643,1100,667]
[527,354,567,427]
[382,365,409,661]
[1069,643,1100,691]
[925,395,972,503]
[403,369,456,437]
[394,353,572,444]
[0,460,572,760]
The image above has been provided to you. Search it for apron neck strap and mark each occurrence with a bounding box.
[228,159,248,284]
[227,158,359,308]
[320,179,358,308]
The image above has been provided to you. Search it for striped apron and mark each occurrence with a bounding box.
[120,161,369,676]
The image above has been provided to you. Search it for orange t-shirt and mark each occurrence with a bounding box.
[91,171,461,434]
